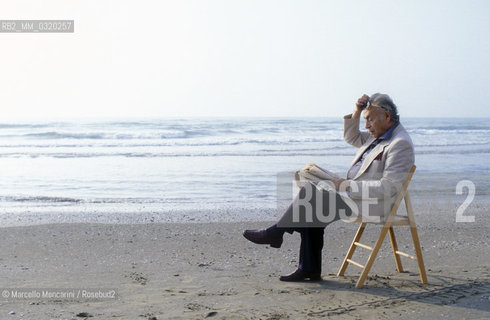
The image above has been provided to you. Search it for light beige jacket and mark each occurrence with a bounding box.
[342,114,415,222]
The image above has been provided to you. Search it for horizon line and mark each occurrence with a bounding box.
[1,115,490,122]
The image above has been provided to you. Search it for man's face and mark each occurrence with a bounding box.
[363,106,392,138]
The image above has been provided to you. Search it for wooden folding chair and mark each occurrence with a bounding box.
[337,165,428,288]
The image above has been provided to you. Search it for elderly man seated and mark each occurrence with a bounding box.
[243,93,414,281]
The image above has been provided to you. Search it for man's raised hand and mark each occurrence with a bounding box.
[353,94,369,118]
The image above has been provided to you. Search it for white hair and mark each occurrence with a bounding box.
[368,93,399,123]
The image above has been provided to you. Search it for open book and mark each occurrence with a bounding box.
[294,164,339,188]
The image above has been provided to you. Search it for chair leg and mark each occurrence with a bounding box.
[388,227,404,272]
[356,226,389,288]
[405,192,428,285]
[410,226,428,284]
[337,223,366,276]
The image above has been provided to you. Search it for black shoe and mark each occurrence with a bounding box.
[242,229,283,248]
[279,268,322,282]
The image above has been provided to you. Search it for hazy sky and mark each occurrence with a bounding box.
[1,0,489,119]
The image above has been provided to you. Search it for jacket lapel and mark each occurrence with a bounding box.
[353,141,388,180]
[350,137,375,167]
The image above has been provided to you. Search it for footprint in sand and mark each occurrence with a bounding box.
[125,271,148,285]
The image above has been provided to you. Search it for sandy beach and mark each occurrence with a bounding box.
[0,195,489,320]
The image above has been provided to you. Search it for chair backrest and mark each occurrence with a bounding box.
[385,165,416,224]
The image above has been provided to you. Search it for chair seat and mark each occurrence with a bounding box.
[347,215,410,226]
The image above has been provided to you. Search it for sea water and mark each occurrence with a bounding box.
[0,117,489,224]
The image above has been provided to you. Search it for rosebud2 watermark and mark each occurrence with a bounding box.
[276,171,480,226]
[1,288,116,302]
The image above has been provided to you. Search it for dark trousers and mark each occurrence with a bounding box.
[296,227,325,273]
[276,183,352,273]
